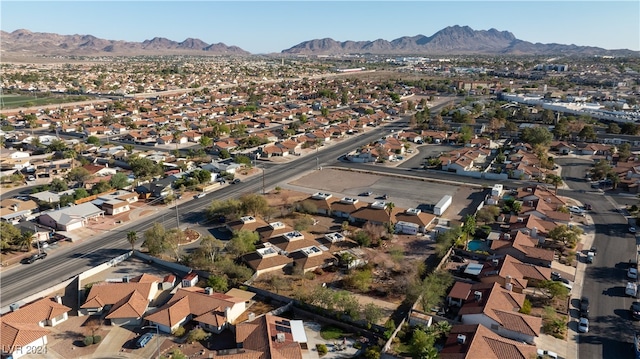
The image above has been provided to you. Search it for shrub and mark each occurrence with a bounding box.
[519,299,532,315]
[173,326,186,337]
[316,343,328,356]
[83,336,94,346]
[353,341,363,349]
[92,335,102,344]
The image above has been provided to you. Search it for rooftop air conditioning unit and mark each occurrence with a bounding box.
[457,334,466,344]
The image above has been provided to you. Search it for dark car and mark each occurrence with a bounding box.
[21,252,47,264]
[579,296,590,317]
[590,246,597,256]
[551,272,562,281]
[231,179,241,184]
[631,302,640,320]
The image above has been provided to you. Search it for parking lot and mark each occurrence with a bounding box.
[287,168,485,220]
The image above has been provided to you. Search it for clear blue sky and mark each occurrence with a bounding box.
[2,1,639,54]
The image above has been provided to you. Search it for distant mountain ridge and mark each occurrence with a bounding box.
[1,26,637,57]
[0,29,251,56]
[282,25,638,56]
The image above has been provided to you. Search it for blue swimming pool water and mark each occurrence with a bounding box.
[468,240,487,252]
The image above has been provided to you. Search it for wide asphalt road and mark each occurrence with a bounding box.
[556,157,638,359]
[1,105,445,309]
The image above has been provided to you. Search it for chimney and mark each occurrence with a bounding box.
[248,312,255,321]
[9,303,20,312]
[55,295,63,304]
[205,287,213,295]
[492,259,499,267]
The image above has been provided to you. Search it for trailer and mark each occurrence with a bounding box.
[434,195,452,216]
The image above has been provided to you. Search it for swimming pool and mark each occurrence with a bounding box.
[468,239,488,252]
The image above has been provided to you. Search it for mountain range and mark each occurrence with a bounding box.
[1,26,637,57]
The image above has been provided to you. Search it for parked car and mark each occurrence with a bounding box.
[586,252,594,263]
[361,191,373,197]
[135,333,154,348]
[630,227,637,234]
[551,272,562,281]
[577,317,589,333]
[569,205,584,214]
[630,302,640,320]
[194,192,207,199]
[580,296,590,317]
[629,267,638,279]
[21,252,47,264]
[537,349,559,359]
[231,179,241,184]
[558,278,573,290]
[589,246,597,256]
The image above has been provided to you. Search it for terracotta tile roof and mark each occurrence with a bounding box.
[0,321,50,353]
[81,281,156,309]
[233,314,303,359]
[242,251,293,272]
[105,290,149,319]
[0,297,71,353]
[441,324,537,359]
[145,288,244,328]
[1,297,71,324]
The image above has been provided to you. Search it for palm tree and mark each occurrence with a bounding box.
[546,174,563,195]
[126,231,138,252]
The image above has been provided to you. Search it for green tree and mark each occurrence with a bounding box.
[199,135,213,150]
[462,214,476,250]
[240,193,269,217]
[545,174,563,195]
[206,275,229,292]
[86,136,101,146]
[142,222,169,256]
[110,173,129,189]
[127,231,138,252]
[198,235,225,263]
[579,125,597,141]
[521,126,553,146]
[410,328,438,359]
[186,327,208,344]
[362,303,383,325]
[91,180,112,194]
[419,270,454,312]
[128,156,163,179]
[618,143,632,162]
[344,268,372,292]
[539,280,570,301]
[47,139,68,152]
[15,231,34,252]
[294,215,314,231]
[548,224,583,248]
[49,178,68,192]
[66,167,92,185]
[226,229,259,257]
[353,230,372,247]
[206,198,242,221]
[476,205,500,224]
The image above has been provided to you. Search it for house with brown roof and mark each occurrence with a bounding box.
[226,216,269,233]
[490,231,554,268]
[242,245,294,277]
[0,296,71,359]
[300,192,338,216]
[349,201,399,225]
[330,197,367,219]
[227,313,306,359]
[288,246,337,274]
[0,198,39,223]
[145,287,247,334]
[458,282,542,344]
[80,274,162,326]
[440,323,537,359]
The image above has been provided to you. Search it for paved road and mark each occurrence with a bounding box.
[557,157,638,359]
[0,107,436,308]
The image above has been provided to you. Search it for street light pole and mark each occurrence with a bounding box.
[175,198,180,230]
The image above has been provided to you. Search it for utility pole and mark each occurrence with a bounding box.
[262,165,265,195]
[33,225,41,254]
[175,197,180,230]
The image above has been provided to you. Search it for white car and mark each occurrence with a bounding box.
[537,349,558,359]
[568,205,584,214]
[578,317,589,333]
[629,267,638,279]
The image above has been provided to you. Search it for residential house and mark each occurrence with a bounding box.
[300,192,338,216]
[458,282,542,344]
[490,232,554,268]
[80,274,162,326]
[242,245,294,277]
[0,296,71,359]
[145,287,246,334]
[440,323,537,359]
[38,202,105,231]
[228,313,306,359]
[0,198,39,223]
